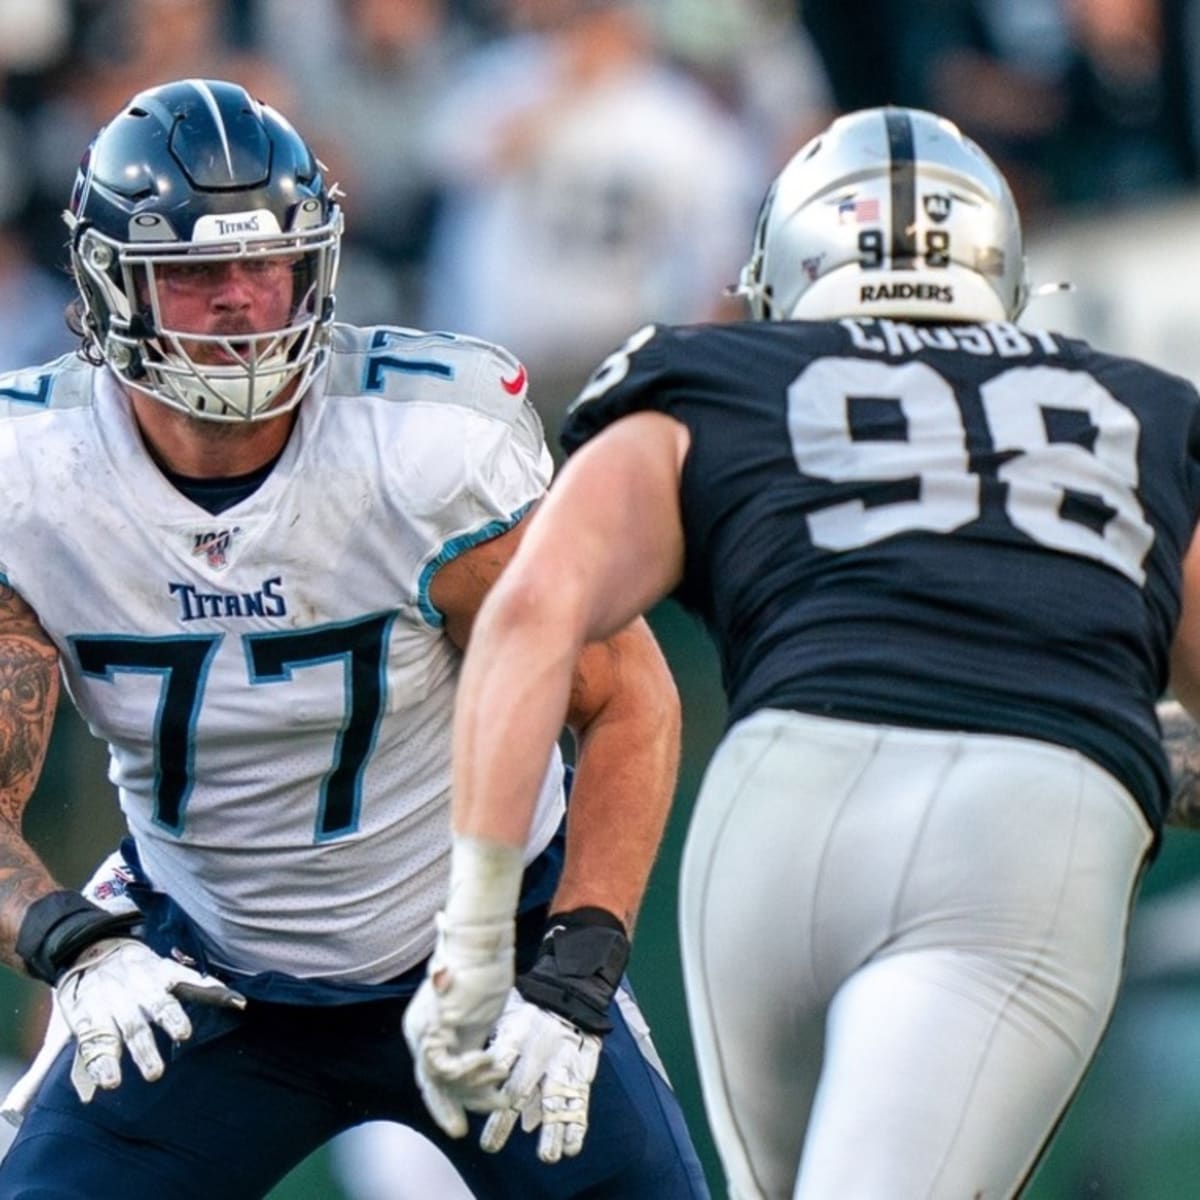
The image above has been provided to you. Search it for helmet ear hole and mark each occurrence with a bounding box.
[734,106,1027,325]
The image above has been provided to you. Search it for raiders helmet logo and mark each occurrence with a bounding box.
[923,194,952,223]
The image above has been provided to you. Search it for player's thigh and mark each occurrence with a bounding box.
[329,1122,475,1200]
[679,711,851,1200]
[431,985,709,1200]
[794,735,1152,1200]
[0,1026,345,1200]
[797,942,1106,1200]
[678,712,1154,1200]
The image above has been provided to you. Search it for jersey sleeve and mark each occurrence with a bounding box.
[0,353,94,420]
[560,324,677,455]
[364,328,553,627]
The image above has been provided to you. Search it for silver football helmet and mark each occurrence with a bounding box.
[735,106,1028,324]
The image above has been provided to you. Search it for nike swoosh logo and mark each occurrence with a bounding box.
[500,364,527,395]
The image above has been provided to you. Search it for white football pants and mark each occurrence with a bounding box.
[679,709,1152,1200]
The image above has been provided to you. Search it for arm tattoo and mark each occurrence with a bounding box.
[0,582,61,966]
[1159,700,1200,828]
[0,584,58,819]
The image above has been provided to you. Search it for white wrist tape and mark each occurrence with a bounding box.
[444,835,525,927]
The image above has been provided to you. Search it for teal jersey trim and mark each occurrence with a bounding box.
[417,501,536,628]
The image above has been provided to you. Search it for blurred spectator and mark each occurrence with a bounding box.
[250,0,351,83]
[1060,0,1197,200]
[25,0,294,268]
[896,0,1073,216]
[421,0,760,444]
[656,0,835,174]
[797,0,905,111]
[0,0,71,267]
[0,228,74,371]
[72,0,287,109]
[894,0,1194,214]
[0,0,69,76]
[269,0,474,325]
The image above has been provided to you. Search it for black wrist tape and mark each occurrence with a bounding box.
[516,907,630,1034]
[16,890,140,985]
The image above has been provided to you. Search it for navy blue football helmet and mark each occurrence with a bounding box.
[65,78,342,421]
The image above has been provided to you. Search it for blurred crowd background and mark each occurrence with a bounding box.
[3,0,1200,1196]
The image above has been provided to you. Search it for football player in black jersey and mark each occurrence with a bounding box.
[406,106,1200,1199]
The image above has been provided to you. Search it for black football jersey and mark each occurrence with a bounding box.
[560,318,1200,830]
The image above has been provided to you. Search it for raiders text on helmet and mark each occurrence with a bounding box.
[64,78,342,421]
[735,107,1028,325]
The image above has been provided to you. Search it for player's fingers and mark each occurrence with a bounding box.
[171,980,247,1011]
[146,994,193,1044]
[538,1117,566,1164]
[121,1021,166,1083]
[520,1092,542,1134]
[425,1045,506,1091]
[539,1079,590,1162]
[68,1051,98,1104]
[74,1027,123,1092]
[562,1117,587,1159]
[479,1106,519,1154]
[496,1051,540,1106]
[416,1073,469,1139]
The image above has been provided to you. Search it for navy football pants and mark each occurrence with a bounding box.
[0,985,708,1199]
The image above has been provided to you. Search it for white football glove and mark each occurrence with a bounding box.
[403,911,515,1138]
[4,852,247,1121]
[480,989,601,1163]
[54,937,245,1100]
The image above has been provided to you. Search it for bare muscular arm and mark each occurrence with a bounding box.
[446,412,689,927]
[0,582,61,969]
[430,495,681,933]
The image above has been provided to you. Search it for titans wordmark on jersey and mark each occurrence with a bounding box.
[563,318,1200,830]
[0,324,565,982]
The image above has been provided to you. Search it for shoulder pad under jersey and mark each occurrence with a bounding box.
[324,323,532,427]
[0,353,94,420]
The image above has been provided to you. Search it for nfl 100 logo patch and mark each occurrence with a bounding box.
[191,527,240,570]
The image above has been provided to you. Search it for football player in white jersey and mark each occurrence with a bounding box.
[409,106,1200,1199]
[0,78,708,1200]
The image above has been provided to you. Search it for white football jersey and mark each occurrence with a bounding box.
[0,325,564,982]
